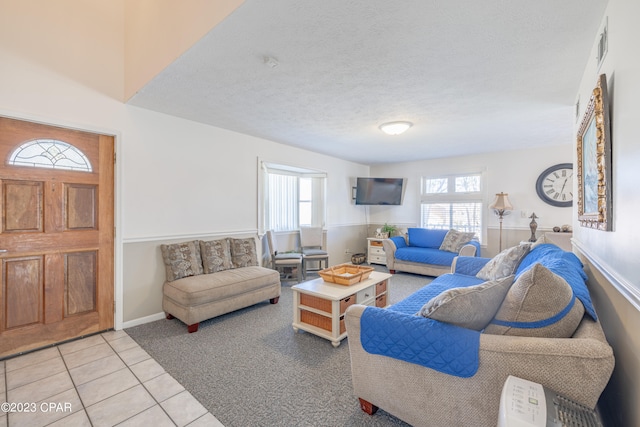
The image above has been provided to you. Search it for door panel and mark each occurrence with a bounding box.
[66,184,97,230]
[0,117,114,358]
[65,251,97,316]
[3,181,44,232]
[3,256,43,329]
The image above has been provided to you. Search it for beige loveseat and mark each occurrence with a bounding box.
[161,237,280,333]
[345,243,614,426]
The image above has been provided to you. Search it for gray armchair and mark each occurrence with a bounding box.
[299,226,329,278]
[266,230,303,283]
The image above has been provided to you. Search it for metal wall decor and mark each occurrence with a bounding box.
[576,74,612,231]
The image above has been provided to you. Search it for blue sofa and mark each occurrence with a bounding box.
[382,228,481,277]
[345,243,614,427]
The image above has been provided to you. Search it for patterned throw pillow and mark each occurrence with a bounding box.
[229,238,259,268]
[160,240,204,282]
[439,229,476,253]
[484,263,585,338]
[418,275,514,330]
[199,239,232,273]
[476,243,530,281]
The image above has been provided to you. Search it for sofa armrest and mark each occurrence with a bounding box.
[459,240,480,257]
[346,305,614,426]
[381,238,398,269]
[458,243,477,257]
[451,256,491,275]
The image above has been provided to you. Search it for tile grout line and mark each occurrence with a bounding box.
[113,332,217,426]
[3,332,218,427]
[101,332,178,426]
[57,344,94,427]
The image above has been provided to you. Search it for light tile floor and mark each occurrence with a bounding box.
[1,330,224,427]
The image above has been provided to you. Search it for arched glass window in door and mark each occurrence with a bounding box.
[7,139,92,172]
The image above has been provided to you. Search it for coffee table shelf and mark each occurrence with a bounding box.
[292,271,391,347]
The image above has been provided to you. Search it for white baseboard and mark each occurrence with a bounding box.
[122,312,166,329]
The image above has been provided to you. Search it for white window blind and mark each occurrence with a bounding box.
[267,173,299,231]
[299,177,312,227]
[420,173,483,240]
[259,161,326,233]
[420,202,482,234]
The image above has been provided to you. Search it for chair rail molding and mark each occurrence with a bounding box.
[573,239,640,312]
[123,228,259,244]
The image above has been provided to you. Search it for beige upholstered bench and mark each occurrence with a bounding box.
[161,237,280,333]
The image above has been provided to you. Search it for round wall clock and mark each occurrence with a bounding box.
[535,163,573,207]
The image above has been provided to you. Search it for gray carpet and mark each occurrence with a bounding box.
[126,267,433,427]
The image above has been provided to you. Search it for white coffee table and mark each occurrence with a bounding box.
[292,271,391,347]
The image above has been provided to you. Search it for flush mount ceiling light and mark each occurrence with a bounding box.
[379,121,413,135]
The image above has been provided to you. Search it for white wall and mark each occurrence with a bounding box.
[572,1,640,425]
[121,106,368,239]
[0,2,369,325]
[573,1,640,292]
[369,146,574,255]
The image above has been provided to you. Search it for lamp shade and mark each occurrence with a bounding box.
[489,192,513,211]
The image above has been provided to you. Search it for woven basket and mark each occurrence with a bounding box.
[318,263,374,286]
[351,253,366,264]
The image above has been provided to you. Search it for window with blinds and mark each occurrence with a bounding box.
[420,173,483,240]
[260,161,326,233]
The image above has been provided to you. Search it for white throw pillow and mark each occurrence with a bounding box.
[439,229,476,253]
[476,243,530,281]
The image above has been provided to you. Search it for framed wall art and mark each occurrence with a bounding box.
[576,74,612,231]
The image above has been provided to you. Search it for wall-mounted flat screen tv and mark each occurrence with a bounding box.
[355,177,405,205]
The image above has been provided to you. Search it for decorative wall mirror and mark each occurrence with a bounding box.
[576,74,612,231]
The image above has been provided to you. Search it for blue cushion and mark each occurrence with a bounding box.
[407,228,449,248]
[395,247,458,266]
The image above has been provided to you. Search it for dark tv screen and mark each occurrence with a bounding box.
[355,178,404,205]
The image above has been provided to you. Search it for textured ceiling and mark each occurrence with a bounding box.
[128,0,608,165]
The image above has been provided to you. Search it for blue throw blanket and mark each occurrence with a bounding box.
[360,307,480,378]
[361,273,484,377]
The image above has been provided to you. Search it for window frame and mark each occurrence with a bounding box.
[420,172,486,242]
[8,138,93,172]
[258,160,327,234]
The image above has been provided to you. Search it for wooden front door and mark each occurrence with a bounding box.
[0,117,114,358]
